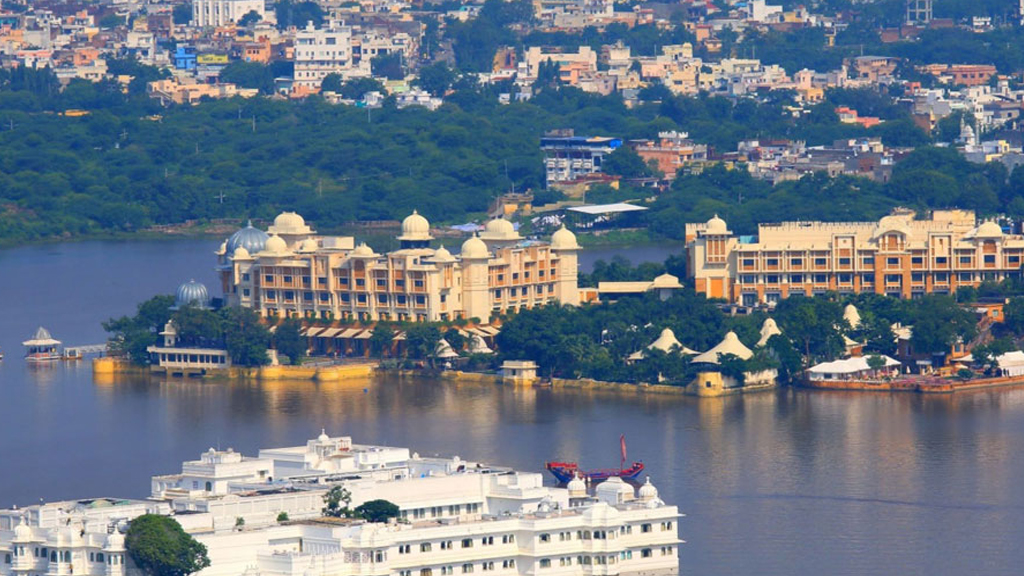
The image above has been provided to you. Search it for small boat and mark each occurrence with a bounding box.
[22,326,62,362]
[545,461,645,485]
[545,434,644,485]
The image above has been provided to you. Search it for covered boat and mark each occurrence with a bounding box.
[23,326,61,362]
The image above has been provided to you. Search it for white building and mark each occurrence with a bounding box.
[1,435,682,576]
[294,21,370,89]
[192,0,266,28]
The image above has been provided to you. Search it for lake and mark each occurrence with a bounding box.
[1,239,1023,575]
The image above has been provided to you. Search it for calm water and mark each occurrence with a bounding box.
[2,240,1024,575]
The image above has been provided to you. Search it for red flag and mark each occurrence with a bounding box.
[620,434,627,467]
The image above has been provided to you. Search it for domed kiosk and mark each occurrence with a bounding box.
[398,210,433,249]
[479,217,522,246]
[173,279,211,310]
[225,221,269,256]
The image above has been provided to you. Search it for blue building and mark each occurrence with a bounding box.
[174,45,197,71]
[540,133,622,185]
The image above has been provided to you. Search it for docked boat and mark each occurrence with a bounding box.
[545,434,644,485]
[22,326,62,362]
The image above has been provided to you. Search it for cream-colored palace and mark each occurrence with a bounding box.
[686,209,1024,306]
[216,212,580,322]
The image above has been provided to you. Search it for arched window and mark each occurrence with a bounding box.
[50,552,57,562]
[97,553,105,563]
[205,482,213,492]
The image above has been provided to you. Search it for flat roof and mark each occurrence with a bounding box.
[567,203,649,215]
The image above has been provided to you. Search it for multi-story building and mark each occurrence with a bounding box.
[293,21,370,89]
[192,0,266,28]
[685,209,1024,306]
[540,132,621,185]
[216,212,580,323]
[0,434,681,576]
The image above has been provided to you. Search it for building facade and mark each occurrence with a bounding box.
[540,134,621,185]
[1,435,681,576]
[192,0,266,28]
[685,210,1024,306]
[293,21,370,89]
[216,212,580,323]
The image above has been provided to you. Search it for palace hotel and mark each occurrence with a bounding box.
[686,209,1024,306]
[215,211,581,322]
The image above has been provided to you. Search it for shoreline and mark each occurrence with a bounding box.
[801,374,1024,394]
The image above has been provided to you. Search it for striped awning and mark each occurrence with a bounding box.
[339,328,362,338]
[318,328,343,338]
[353,330,373,339]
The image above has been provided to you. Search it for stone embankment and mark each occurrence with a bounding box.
[803,374,1024,394]
[93,357,374,382]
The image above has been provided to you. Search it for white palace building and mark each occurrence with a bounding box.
[0,434,681,576]
[215,212,581,323]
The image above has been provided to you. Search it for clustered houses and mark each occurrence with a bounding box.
[1,434,682,576]
[685,209,1024,306]
[216,211,580,323]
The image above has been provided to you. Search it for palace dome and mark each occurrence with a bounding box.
[430,245,456,263]
[268,212,313,236]
[298,238,319,252]
[550,225,579,250]
[264,234,289,255]
[567,475,586,497]
[480,217,521,241]
[175,279,210,309]
[226,221,269,255]
[352,242,377,257]
[638,477,659,501]
[232,246,251,260]
[706,214,728,235]
[398,210,433,242]
[13,522,32,542]
[460,235,489,260]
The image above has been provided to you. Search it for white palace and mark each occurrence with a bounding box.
[215,212,581,323]
[0,434,681,576]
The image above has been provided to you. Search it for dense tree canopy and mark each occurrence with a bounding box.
[125,515,210,576]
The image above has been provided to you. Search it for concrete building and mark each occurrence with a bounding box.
[192,0,266,28]
[216,212,580,323]
[293,21,370,89]
[540,133,621,185]
[685,209,1024,306]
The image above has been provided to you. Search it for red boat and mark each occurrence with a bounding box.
[545,434,644,485]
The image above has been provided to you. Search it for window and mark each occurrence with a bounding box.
[284,291,294,301]
[421,570,432,576]
[265,274,273,283]
[935,272,949,282]
[539,559,551,569]
[461,539,474,549]
[641,549,652,558]
[790,257,803,266]
[398,545,411,554]
[911,256,923,265]
[441,541,453,550]
[814,274,827,283]
[502,560,516,569]
[838,274,852,284]
[481,536,494,546]
[462,564,474,574]
[984,255,996,264]
[959,272,973,281]
[766,275,779,284]
[886,257,899,266]
[442,568,454,575]
[742,258,755,267]
[421,543,432,552]
[481,562,494,571]
[815,258,827,266]
[741,274,755,284]
[641,523,652,533]
[661,521,673,531]
[539,533,551,543]
[837,257,850,266]
[790,274,803,284]
[766,258,778,266]
[502,535,515,544]
[959,256,972,264]
[936,256,948,265]
[863,257,875,265]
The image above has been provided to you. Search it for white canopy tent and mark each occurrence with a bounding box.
[807,355,900,381]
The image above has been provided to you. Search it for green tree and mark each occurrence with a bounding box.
[172,305,223,347]
[354,499,400,523]
[416,63,455,97]
[866,354,886,377]
[443,328,466,352]
[276,511,289,522]
[405,324,441,359]
[1003,297,1024,335]
[237,10,262,26]
[275,0,324,29]
[908,295,976,356]
[274,318,305,364]
[220,306,270,366]
[125,515,210,576]
[371,53,404,80]
[602,146,651,178]
[103,295,176,365]
[320,73,343,93]
[322,485,352,517]
[369,324,396,358]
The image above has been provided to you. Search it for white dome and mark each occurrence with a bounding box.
[460,235,490,260]
[706,214,728,235]
[480,217,521,241]
[264,234,289,254]
[317,429,330,443]
[638,476,658,501]
[430,245,456,263]
[268,212,312,235]
[976,221,1003,238]
[398,210,433,242]
[232,246,251,260]
[298,238,319,252]
[567,475,586,496]
[757,317,782,347]
[174,279,210,309]
[550,225,579,250]
[352,242,376,257]
[843,304,861,329]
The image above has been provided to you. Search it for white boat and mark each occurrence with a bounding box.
[22,326,62,362]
